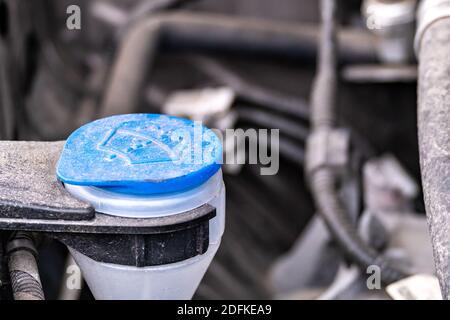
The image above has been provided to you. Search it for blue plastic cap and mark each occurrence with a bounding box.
[56,114,222,195]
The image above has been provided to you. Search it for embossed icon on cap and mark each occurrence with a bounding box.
[98,128,181,164]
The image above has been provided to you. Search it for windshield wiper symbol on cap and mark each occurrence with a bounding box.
[98,128,180,164]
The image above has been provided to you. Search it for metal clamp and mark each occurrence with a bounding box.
[415,0,450,57]
[305,128,350,177]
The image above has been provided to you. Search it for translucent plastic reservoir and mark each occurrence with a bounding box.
[68,172,225,300]
[57,114,225,300]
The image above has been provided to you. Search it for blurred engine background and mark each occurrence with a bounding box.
[0,0,430,300]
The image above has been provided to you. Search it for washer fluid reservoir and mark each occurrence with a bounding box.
[56,113,225,300]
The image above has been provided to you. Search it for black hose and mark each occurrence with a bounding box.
[417,18,450,300]
[238,107,309,141]
[6,232,44,300]
[237,124,305,165]
[307,0,408,284]
[311,168,406,284]
[191,56,310,120]
[310,0,338,129]
[100,12,377,117]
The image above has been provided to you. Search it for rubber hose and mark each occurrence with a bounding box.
[7,232,44,300]
[308,0,408,285]
[417,17,450,300]
[100,12,377,117]
[311,168,408,284]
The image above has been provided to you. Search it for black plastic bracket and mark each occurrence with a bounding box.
[0,141,218,266]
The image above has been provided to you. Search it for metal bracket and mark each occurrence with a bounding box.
[0,141,93,221]
[415,0,450,57]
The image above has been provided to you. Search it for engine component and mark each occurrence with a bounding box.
[0,113,225,300]
[57,113,225,299]
[6,232,44,300]
[100,12,377,118]
[306,0,409,285]
[0,0,444,301]
[415,0,450,55]
[416,0,450,300]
